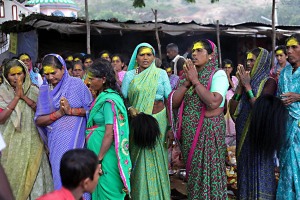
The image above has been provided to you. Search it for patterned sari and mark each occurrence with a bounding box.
[0,61,53,200]
[234,48,274,199]
[169,43,227,199]
[122,43,171,200]
[277,65,300,199]
[35,54,93,189]
[86,89,131,200]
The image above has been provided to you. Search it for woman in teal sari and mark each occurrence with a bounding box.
[121,43,172,199]
[277,34,300,199]
[85,59,131,200]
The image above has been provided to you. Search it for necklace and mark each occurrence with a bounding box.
[135,67,140,75]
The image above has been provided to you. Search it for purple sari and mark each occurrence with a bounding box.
[35,54,93,189]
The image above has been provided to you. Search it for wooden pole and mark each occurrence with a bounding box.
[216,20,222,67]
[85,0,91,54]
[152,9,162,60]
[271,0,276,68]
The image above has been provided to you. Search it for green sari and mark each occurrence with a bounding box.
[126,55,170,199]
[86,89,131,200]
[0,61,53,200]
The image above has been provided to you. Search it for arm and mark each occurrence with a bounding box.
[171,79,191,109]
[35,109,64,126]
[22,96,37,111]
[97,124,114,161]
[0,96,20,124]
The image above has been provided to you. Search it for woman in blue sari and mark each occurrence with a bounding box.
[277,34,300,199]
[35,54,93,189]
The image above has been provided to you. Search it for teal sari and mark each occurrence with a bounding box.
[277,65,300,199]
[86,89,131,199]
[122,43,171,200]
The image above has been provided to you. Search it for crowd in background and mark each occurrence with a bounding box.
[0,33,299,200]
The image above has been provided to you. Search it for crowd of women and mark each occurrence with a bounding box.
[0,34,299,200]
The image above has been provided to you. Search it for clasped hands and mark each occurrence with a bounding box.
[183,59,199,87]
[59,97,72,115]
[236,64,251,91]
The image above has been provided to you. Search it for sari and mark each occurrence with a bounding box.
[121,43,171,200]
[234,48,274,199]
[35,54,93,189]
[168,41,227,199]
[86,89,131,200]
[0,61,53,200]
[277,65,300,199]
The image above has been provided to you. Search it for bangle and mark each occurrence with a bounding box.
[233,93,241,101]
[246,90,255,99]
[77,108,82,116]
[6,107,13,111]
[49,112,58,121]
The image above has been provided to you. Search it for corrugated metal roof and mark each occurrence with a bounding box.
[26,0,76,5]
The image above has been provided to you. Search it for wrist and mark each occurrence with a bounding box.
[245,84,252,91]
[183,81,192,88]
[192,81,201,87]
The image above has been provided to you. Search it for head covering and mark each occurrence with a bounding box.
[128,43,155,71]
[0,60,32,130]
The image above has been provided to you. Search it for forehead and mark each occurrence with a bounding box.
[74,64,83,69]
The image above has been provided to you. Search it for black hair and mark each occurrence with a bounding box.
[4,59,26,80]
[60,149,98,190]
[18,53,31,60]
[61,51,73,60]
[130,113,160,149]
[88,58,120,93]
[249,94,288,157]
[98,50,111,59]
[83,54,94,63]
[111,54,125,63]
[65,61,73,71]
[275,45,287,55]
[286,33,300,46]
[42,55,63,70]
[192,39,213,54]
[248,48,261,58]
[73,53,84,62]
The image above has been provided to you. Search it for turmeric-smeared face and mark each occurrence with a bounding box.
[7,66,25,88]
[286,37,300,66]
[72,64,85,79]
[136,47,155,70]
[43,65,64,87]
[192,42,210,67]
[246,52,257,72]
[112,56,124,72]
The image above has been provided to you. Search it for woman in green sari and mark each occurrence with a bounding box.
[85,59,131,200]
[0,59,53,200]
[121,43,172,199]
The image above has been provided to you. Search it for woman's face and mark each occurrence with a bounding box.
[246,53,257,72]
[20,55,32,70]
[7,66,25,88]
[112,56,124,72]
[224,65,233,74]
[84,58,93,68]
[136,47,155,70]
[43,65,65,87]
[88,74,106,92]
[192,48,210,67]
[72,64,85,79]
[275,51,288,66]
[101,54,111,62]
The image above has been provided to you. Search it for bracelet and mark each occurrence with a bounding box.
[77,108,82,116]
[246,90,255,99]
[49,112,59,121]
[233,93,242,101]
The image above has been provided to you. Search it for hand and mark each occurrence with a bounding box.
[15,76,24,98]
[281,92,300,106]
[59,97,70,115]
[98,164,103,176]
[128,107,139,117]
[184,59,199,85]
[237,64,251,90]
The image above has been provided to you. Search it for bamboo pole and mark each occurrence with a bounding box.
[85,0,91,54]
[152,9,162,60]
[271,0,276,68]
[216,20,222,67]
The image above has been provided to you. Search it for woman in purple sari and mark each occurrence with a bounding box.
[35,54,93,189]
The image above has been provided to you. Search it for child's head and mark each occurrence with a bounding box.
[60,149,99,193]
